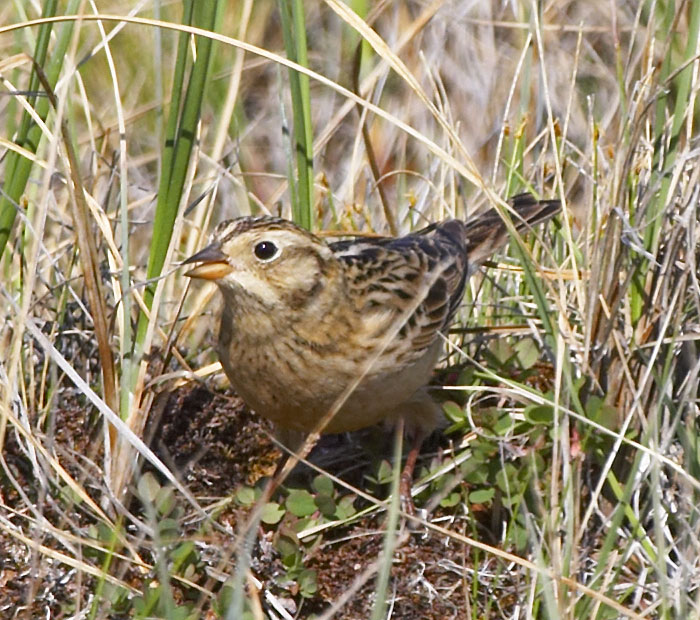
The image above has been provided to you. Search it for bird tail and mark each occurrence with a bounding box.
[465,193,561,264]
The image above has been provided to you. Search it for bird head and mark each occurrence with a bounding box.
[183,216,337,310]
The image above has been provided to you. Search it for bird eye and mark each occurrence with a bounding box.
[253,240,280,262]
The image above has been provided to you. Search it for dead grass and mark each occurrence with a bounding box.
[1,1,699,618]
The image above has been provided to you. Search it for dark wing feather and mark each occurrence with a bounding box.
[329,195,559,368]
[331,220,469,366]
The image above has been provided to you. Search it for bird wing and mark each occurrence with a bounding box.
[328,195,560,369]
[330,219,469,368]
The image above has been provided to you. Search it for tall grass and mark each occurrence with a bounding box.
[0,1,698,618]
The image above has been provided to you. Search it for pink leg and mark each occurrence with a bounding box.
[400,429,425,516]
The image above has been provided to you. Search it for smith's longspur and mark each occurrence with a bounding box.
[184,194,560,483]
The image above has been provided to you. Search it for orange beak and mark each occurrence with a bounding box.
[182,244,234,280]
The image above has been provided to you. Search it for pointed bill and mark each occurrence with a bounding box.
[182,243,234,280]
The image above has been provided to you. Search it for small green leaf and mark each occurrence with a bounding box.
[530,451,545,473]
[492,411,515,435]
[282,550,303,570]
[462,465,488,485]
[334,495,356,520]
[495,463,519,493]
[457,366,477,386]
[236,486,256,507]
[376,459,393,484]
[275,533,299,558]
[98,523,118,544]
[286,489,316,517]
[500,492,520,508]
[183,563,196,579]
[468,488,495,504]
[470,437,498,460]
[261,502,285,524]
[524,404,554,425]
[155,486,175,516]
[298,568,318,598]
[443,401,464,423]
[294,517,317,533]
[59,484,84,506]
[312,475,334,496]
[514,338,539,369]
[586,395,619,430]
[440,492,462,507]
[157,518,179,540]
[512,523,528,551]
[137,472,160,503]
[166,606,196,620]
[170,541,196,571]
[132,595,147,615]
[315,494,336,517]
[105,583,129,607]
[490,339,514,365]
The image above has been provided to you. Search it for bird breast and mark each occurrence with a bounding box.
[216,297,441,434]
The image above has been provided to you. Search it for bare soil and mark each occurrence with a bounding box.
[1,382,506,618]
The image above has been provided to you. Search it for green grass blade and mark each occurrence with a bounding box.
[0,0,76,259]
[278,0,314,229]
[370,426,403,620]
[136,0,219,348]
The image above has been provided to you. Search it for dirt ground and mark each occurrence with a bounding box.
[1,382,515,618]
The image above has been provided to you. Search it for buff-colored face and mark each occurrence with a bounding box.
[184,217,336,309]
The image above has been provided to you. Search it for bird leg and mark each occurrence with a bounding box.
[400,427,425,516]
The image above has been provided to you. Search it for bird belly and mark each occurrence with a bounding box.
[219,336,443,434]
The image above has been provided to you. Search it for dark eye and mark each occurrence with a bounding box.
[253,240,279,261]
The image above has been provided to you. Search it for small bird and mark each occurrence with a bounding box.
[184,194,559,503]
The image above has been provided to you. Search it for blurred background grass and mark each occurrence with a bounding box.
[0,1,699,618]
